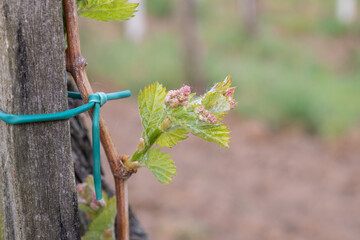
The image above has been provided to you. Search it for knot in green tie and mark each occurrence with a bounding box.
[89,92,108,107]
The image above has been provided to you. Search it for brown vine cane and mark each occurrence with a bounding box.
[63,0,131,239]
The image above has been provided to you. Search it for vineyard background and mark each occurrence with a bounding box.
[78,1,360,239]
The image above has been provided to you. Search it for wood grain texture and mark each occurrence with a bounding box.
[0,1,80,239]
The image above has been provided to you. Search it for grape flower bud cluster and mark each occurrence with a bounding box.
[90,192,106,210]
[195,105,217,124]
[164,85,191,108]
[76,183,106,211]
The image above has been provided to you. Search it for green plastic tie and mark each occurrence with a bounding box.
[0,90,131,201]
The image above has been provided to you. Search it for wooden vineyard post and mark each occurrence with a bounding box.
[0,1,80,239]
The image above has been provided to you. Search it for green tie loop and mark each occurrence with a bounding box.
[89,92,108,107]
[0,90,131,201]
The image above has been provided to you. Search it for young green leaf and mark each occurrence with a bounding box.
[82,231,102,240]
[189,123,230,148]
[155,128,188,148]
[168,105,231,147]
[145,148,176,184]
[83,197,117,240]
[78,204,94,217]
[138,82,167,142]
[209,75,233,94]
[202,92,231,120]
[185,121,230,148]
[78,0,139,22]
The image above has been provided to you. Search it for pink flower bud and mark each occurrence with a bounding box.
[180,85,191,96]
[177,93,187,102]
[76,184,85,194]
[169,99,179,108]
[164,95,170,103]
[181,101,188,106]
[195,105,205,114]
[225,88,235,98]
[169,90,177,98]
[199,115,206,122]
[78,197,88,204]
[92,192,97,202]
[89,191,106,210]
[97,199,106,207]
[208,114,218,124]
[195,105,217,124]
[165,86,191,108]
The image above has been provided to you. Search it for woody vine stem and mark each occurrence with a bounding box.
[63,0,131,239]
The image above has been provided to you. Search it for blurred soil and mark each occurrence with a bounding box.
[90,82,360,240]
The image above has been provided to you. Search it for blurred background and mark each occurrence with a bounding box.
[79,0,360,239]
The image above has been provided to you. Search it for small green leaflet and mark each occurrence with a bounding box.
[155,128,188,148]
[209,75,233,94]
[202,92,231,120]
[82,197,117,240]
[173,110,230,148]
[187,123,230,148]
[138,82,167,143]
[145,149,176,184]
[77,0,138,22]
[82,231,103,240]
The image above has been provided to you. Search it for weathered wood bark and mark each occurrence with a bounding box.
[176,0,206,91]
[0,1,80,239]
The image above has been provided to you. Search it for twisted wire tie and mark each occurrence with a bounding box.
[0,90,131,201]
